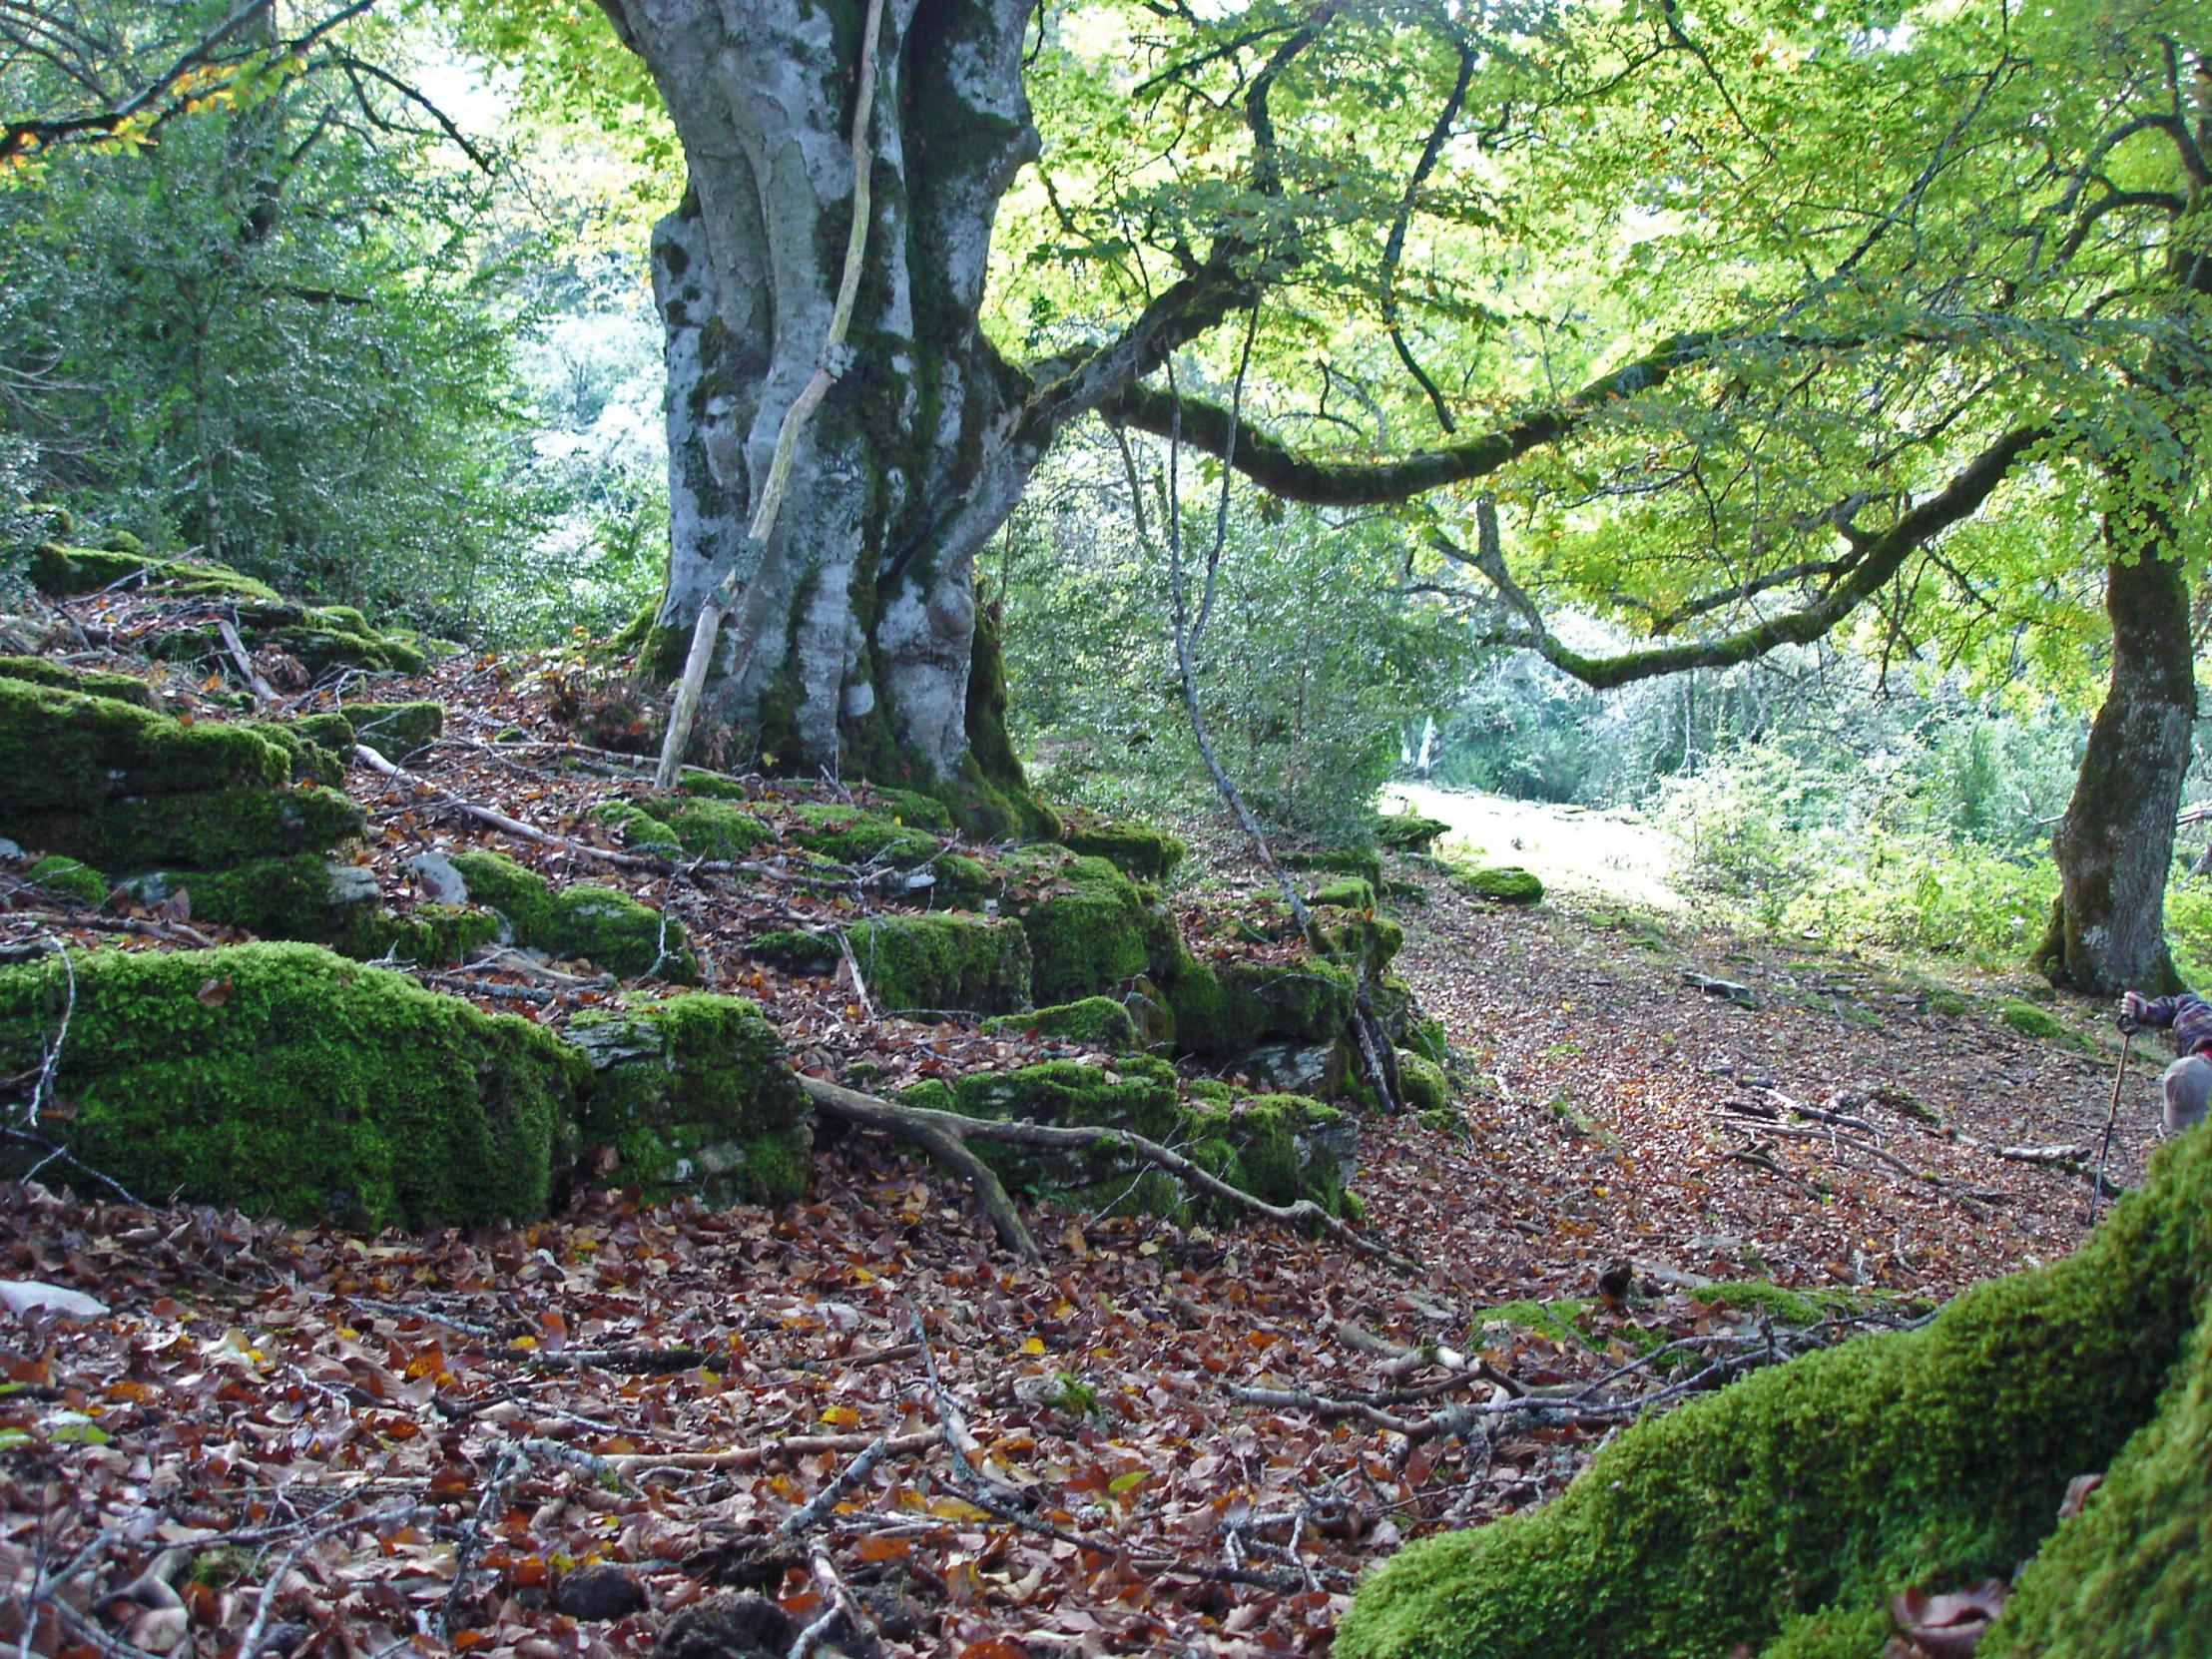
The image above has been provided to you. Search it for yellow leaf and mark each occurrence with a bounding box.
[1020,1337,1046,1356]
[820,1405,860,1427]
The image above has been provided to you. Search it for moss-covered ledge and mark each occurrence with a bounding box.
[1336,1124,2212,1659]
[0,942,588,1230]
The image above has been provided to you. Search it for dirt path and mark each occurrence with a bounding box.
[1382,783,1686,911]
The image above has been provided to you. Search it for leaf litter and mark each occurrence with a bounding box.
[0,629,2154,1658]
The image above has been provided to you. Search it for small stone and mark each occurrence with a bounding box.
[402,851,469,904]
[0,837,22,861]
[322,863,380,904]
[554,1563,646,1622]
[0,1280,109,1320]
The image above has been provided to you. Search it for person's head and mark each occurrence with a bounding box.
[2161,1056,2212,1137]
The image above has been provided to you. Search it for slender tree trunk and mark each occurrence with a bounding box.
[600,0,1046,801]
[2034,510,2196,997]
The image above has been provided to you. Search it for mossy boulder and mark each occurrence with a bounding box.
[596,797,772,861]
[26,545,276,601]
[0,676,364,869]
[985,996,1142,1051]
[1310,876,1379,910]
[785,803,940,866]
[1002,849,1159,1005]
[126,856,499,965]
[751,913,1032,1015]
[1376,813,1451,854]
[864,787,954,830]
[28,855,107,905]
[1059,819,1188,881]
[1165,952,1358,1061]
[2000,999,2064,1040]
[340,701,443,763]
[1286,846,1385,889]
[0,942,588,1229]
[1336,1115,2212,1659]
[906,1058,1355,1222]
[1395,1049,1449,1114]
[1458,863,1544,903]
[0,656,157,709]
[245,720,348,788]
[566,993,812,1205]
[446,850,695,980]
[149,600,425,676]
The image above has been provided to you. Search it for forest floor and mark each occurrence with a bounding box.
[1,639,2156,1659]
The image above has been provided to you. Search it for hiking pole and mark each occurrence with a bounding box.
[2089,1019,2135,1227]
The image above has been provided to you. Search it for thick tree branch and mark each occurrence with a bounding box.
[1101,331,1717,506]
[1446,425,2046,690]
[1381,36,1476,434]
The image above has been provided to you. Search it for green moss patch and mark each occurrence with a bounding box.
[985,996,1142,1050]
[1286,846,1385,889]
[0,679,364,870]
[1310,876,1378,910]
[1059,819,1188,881]
[1339,1125,2212,1659]
[1688,1281,1832,1327]
[26,545,276,602]
[446,850,695,980]
[28,855,106,906]
[1166,954,1357,1061]
[908,1057,1354,1223]
[1396,1050,1448,1114]
[567,993,812,1205]
[785,803,940,866]
[0,656,156,709]
[1457,864,1545,903]
[0,942,588,1229]
[1376,813,1451,853]
[2000,999,2064,1040]
[1473,1299,1595,1352]
[864,787,954,830]
[1003,849,1160,1006]
[752,913,1031,1015]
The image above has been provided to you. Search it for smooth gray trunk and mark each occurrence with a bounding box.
[601,0,1042,780]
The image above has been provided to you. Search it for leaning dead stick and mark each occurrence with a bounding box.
[2090,1019,2135,1225]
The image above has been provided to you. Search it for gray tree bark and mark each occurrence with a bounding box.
[2034,509,2197,998]
[599,0,1044,787]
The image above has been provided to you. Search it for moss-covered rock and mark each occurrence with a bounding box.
[26,545,276,601]
[446,850,695,980]
[907,1058,1356,1222]
[341,701,443,763]
[751,913,1031,1015]
[1002,849,1158,1005]
[566,994,812,1205]
[244,720,348,788]
[28,855,106,906]
[0,679,364,869]
[1309,876,1379,910]
[128,856,498,965]
[661,798,774,859]
[1336,1117,2212,1659]
[0,942,588,1229]
[1395,1049,1449,1114]
[1059,819,1188,881]
[147,599,426,677]
[864,787,954,830]
[984,996,1141,1050]
[1458,864,1544,903]
[785,803,940,866]
[1286,846,1385,889]
[2000,999,2064,1040]
[0,656,157,709]
[1376,813,1451,854]
[1165,952,1358,1061]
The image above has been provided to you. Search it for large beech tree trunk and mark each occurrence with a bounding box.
[597,0,1044,788]
[2035,514,2197,997]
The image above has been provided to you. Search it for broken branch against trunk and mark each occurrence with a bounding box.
[797,1073,1423,1273]
[1429,424,2044,690]
[652,0,887,792]
[777,1437,890,1539]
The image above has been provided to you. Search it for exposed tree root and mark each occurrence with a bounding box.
[796,1074,1424,1274]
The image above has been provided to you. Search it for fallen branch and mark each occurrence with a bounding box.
[1996,1142,2091,1165]
[798,1073,1423,1274]
[778,1438,890,1539]
[2,907,217,949]
[600,1429,939,1476]
[217,616,279,709]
